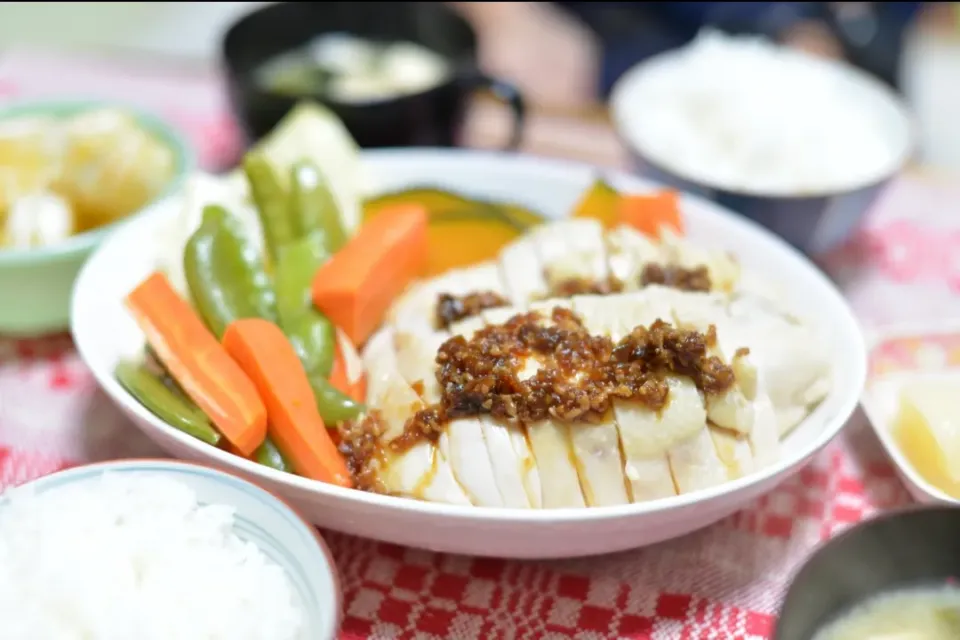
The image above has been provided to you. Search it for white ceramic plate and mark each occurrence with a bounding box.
[71,150,866,559]
[1,459,342,639]
[861,322,960,505]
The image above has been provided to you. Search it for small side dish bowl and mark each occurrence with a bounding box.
[610,41,914,255]
[0,459,342,639]
[0,100,193,336]
[860,322,960,505]
[775,506,960,639]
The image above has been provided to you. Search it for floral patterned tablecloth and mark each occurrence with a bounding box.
[1,50,957,640]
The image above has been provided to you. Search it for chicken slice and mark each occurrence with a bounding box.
[410,322,534,509]
[648,286,779,472]
[392,327,521,508]
[388,261,507,333]
[565,296,635,506]
[604,225,665,291]
[484,303,587,508]
[361,329,471,505]
[613,292,728,495]
[499,235,548,307]
[534,218,610,287]
[571,294,676,501]
[467,308,545,508]
[658,227,741,293]
[726,292,832,436]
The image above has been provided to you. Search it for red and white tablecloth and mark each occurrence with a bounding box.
[1,50,958,640]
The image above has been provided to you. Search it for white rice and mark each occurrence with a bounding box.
[0,473,305,640]
[618,30,906,195]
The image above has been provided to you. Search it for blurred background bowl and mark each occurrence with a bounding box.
[610,50,915,255]
[774,506,960,639]
[221,1,525,151]
[4,459,342,639]
[0,100,192,336]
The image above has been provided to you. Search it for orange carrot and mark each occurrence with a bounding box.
[329,329,366,403]
[617,190,684,238]
[312,204,428,346]
[125,272,267,456]
[222,318,353,487]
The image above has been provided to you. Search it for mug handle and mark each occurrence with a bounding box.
[465,73,526,150]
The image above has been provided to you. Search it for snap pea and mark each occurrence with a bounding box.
[274,232,328,319]
[308,372,364,424]
[184,204,276,339]
[255,438,294,473]
[243,152,296,261]
[115,360,221,446]
[275,232,336,377]
[289,160,348,252]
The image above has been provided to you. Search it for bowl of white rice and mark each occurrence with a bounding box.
[610,30,915,254]
[0,460,341,640]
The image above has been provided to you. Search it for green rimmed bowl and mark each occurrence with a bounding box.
[0,100,194,336]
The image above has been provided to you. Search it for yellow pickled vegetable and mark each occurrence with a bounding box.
[893,378,960,498]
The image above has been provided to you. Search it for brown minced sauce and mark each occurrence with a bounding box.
[339,306,741,491]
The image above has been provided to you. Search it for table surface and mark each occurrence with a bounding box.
[2,50,959,640]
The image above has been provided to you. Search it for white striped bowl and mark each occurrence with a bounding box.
[0,459,341,639]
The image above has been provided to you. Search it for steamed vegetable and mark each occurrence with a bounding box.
[289,160,347,252]
[243,152,297,261]
[115,359,222,446]
[618,190,683,238]
[184,204,276,339]
[222,318,353,487]
[275,233,336,377]
[312,203,428,345]
[125,272,267,456]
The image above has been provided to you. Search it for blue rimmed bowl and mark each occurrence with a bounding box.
[0,459,342,639]
[0,100,194,336]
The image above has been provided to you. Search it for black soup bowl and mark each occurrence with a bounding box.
[775,506,960,639]
[222,1,525,150]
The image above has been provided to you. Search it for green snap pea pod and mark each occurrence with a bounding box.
[255,438,295,473]
[115,360,221,446]
[243,152,297,260]
[308,372,364,424]
[289,160,348,252]
[275,232,336,377]
[184,204,276,339]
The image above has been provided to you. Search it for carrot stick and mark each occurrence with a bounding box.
[222,318,353,487]
[125,272,267,456]
[329,329,366,404]
[617,190,684,238]
[312,204,428,346]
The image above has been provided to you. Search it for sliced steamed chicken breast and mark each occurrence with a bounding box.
[361,329,471,505]
[387,261,507,333]
[658,227,741,293]
[534,218,610,286]
[563,296,634,506]
[647,286,781,471]
[499,234,549,307]
[726,292,832,437]
[451,314,542,508]
[651,287,757,480]
[393,324,529,508]
[603,225,664,290]
[611,292,728,495]
[444,315,537,508]
[483,303,586,508]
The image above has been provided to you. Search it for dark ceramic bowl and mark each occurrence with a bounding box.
[222,1,524,151]
[609,48,914,255]
[775,506,960,639]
